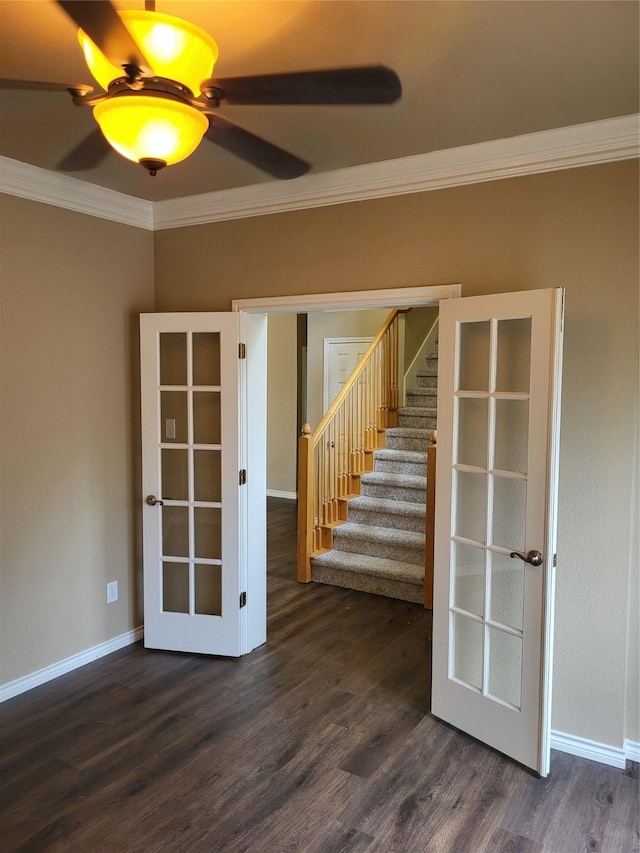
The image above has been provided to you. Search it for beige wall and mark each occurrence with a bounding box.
[154,161,639,749]
[0,196,154,684]
[306,308,389,430]
[266,313,297,494]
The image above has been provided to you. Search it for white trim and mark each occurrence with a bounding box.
[550,730,629,769]
[0,157,154,230]
[153,115,639,230]
[1,116,637,232]
[233,284,462,314]
[625,739,640,763]
[0,626,144,703]
[266,489,297,500]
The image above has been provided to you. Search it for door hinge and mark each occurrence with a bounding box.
[240,591,247,608]
[239,469,247,485]
[238,342,246,359]
[553,553,557,568]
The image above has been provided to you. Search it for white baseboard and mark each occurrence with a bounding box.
[0,626,144,703]
[624,739,640,763]
[266,489,297,500]
[551,729,633,769]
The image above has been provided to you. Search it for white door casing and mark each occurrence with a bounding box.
[140,312,266,657]
[431,288,564,776]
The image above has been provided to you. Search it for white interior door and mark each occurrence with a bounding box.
[323,337,373,412]
[432,288,564,776]
[140,312,252,657]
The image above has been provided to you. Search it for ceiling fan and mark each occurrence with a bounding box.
[0,0,401,179]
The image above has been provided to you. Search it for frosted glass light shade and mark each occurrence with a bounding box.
[93,96,208,166]
[79,10,218,94]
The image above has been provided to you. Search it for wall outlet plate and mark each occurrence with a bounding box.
[106,581,118,604]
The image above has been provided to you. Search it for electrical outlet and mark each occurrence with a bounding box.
[106,581,118,604]
[165,418,176,439]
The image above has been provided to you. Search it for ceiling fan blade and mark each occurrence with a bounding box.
[56,0,152,77]
[204,114,310,180]
[56,128,111,172]
[0,78,93,95]
[201,66,401,105]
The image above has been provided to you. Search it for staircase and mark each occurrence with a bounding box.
[311,345,438,603]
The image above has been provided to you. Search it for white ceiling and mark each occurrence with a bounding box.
[0,0,638,202]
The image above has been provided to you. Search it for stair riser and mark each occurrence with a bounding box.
[397,413,437,430]
[333,533,424,565]
[347,506,426,533]
[406,391,437,408]
[311,565,423,604]
[416,374,438,389]
[361,481,426,504]
[373,458,427,477]
[385,434,431,452]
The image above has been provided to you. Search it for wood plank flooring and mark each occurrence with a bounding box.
[1,498,638,852]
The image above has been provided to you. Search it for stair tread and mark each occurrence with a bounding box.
[386,427,432,437]
[374,448,427,463]
[312,550,424,584]
[347,495,426,517]
[361,471,427,488]
[397,406,438,416]
[335,522,425,547]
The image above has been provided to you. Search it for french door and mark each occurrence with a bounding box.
[432,288,564,776]
[140,312,257,656]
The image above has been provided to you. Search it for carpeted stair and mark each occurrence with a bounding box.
[311,343,438,603]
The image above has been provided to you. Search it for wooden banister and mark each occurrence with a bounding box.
[297,308,402,580]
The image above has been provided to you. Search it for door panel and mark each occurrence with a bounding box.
[140,313,242,656]
[432,288,564,776]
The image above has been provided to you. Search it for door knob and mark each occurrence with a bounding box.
[145,495,164,506]
[510,549,543,566]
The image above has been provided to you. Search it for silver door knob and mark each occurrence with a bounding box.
[145,495,164,506]
[510,549,543,566]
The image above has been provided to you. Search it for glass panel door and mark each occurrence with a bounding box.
[432,289,564,776]
[141,313,242,656]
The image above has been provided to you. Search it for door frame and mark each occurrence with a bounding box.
[233,284,460,653]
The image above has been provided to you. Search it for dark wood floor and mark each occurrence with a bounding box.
[1,498,638,852]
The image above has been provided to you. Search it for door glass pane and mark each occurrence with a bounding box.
[454,471,486,542]
[496,318,531,393]
[194,450,221,503]
[452,613,483,691]
[457,397,488,468]
[162,562,189,613]
[453,541,485,616]
[195,564,222,615]
[161,449,188,501]
[492,476,526,551]
[494,399,529,473]
[159,333,187,386]
[193,392,221,444]
[488,627,522,708]
[160,391,188,443]
[162,506,189,557]
[193,333,221,386]
[458,321,490,391]
[490,551,524,631]
[194,507,222,559]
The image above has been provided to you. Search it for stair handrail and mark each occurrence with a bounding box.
[297,308,402,580]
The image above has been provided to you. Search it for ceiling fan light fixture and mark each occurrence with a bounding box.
[93,95,208,168]
[79,10,219,94]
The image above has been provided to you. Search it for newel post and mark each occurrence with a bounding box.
[297,423,314,582]
[424,429,437,609]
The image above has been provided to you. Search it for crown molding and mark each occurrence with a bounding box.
[0,157,154,230]
[1,115,637,232]
[154,114,639,230]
